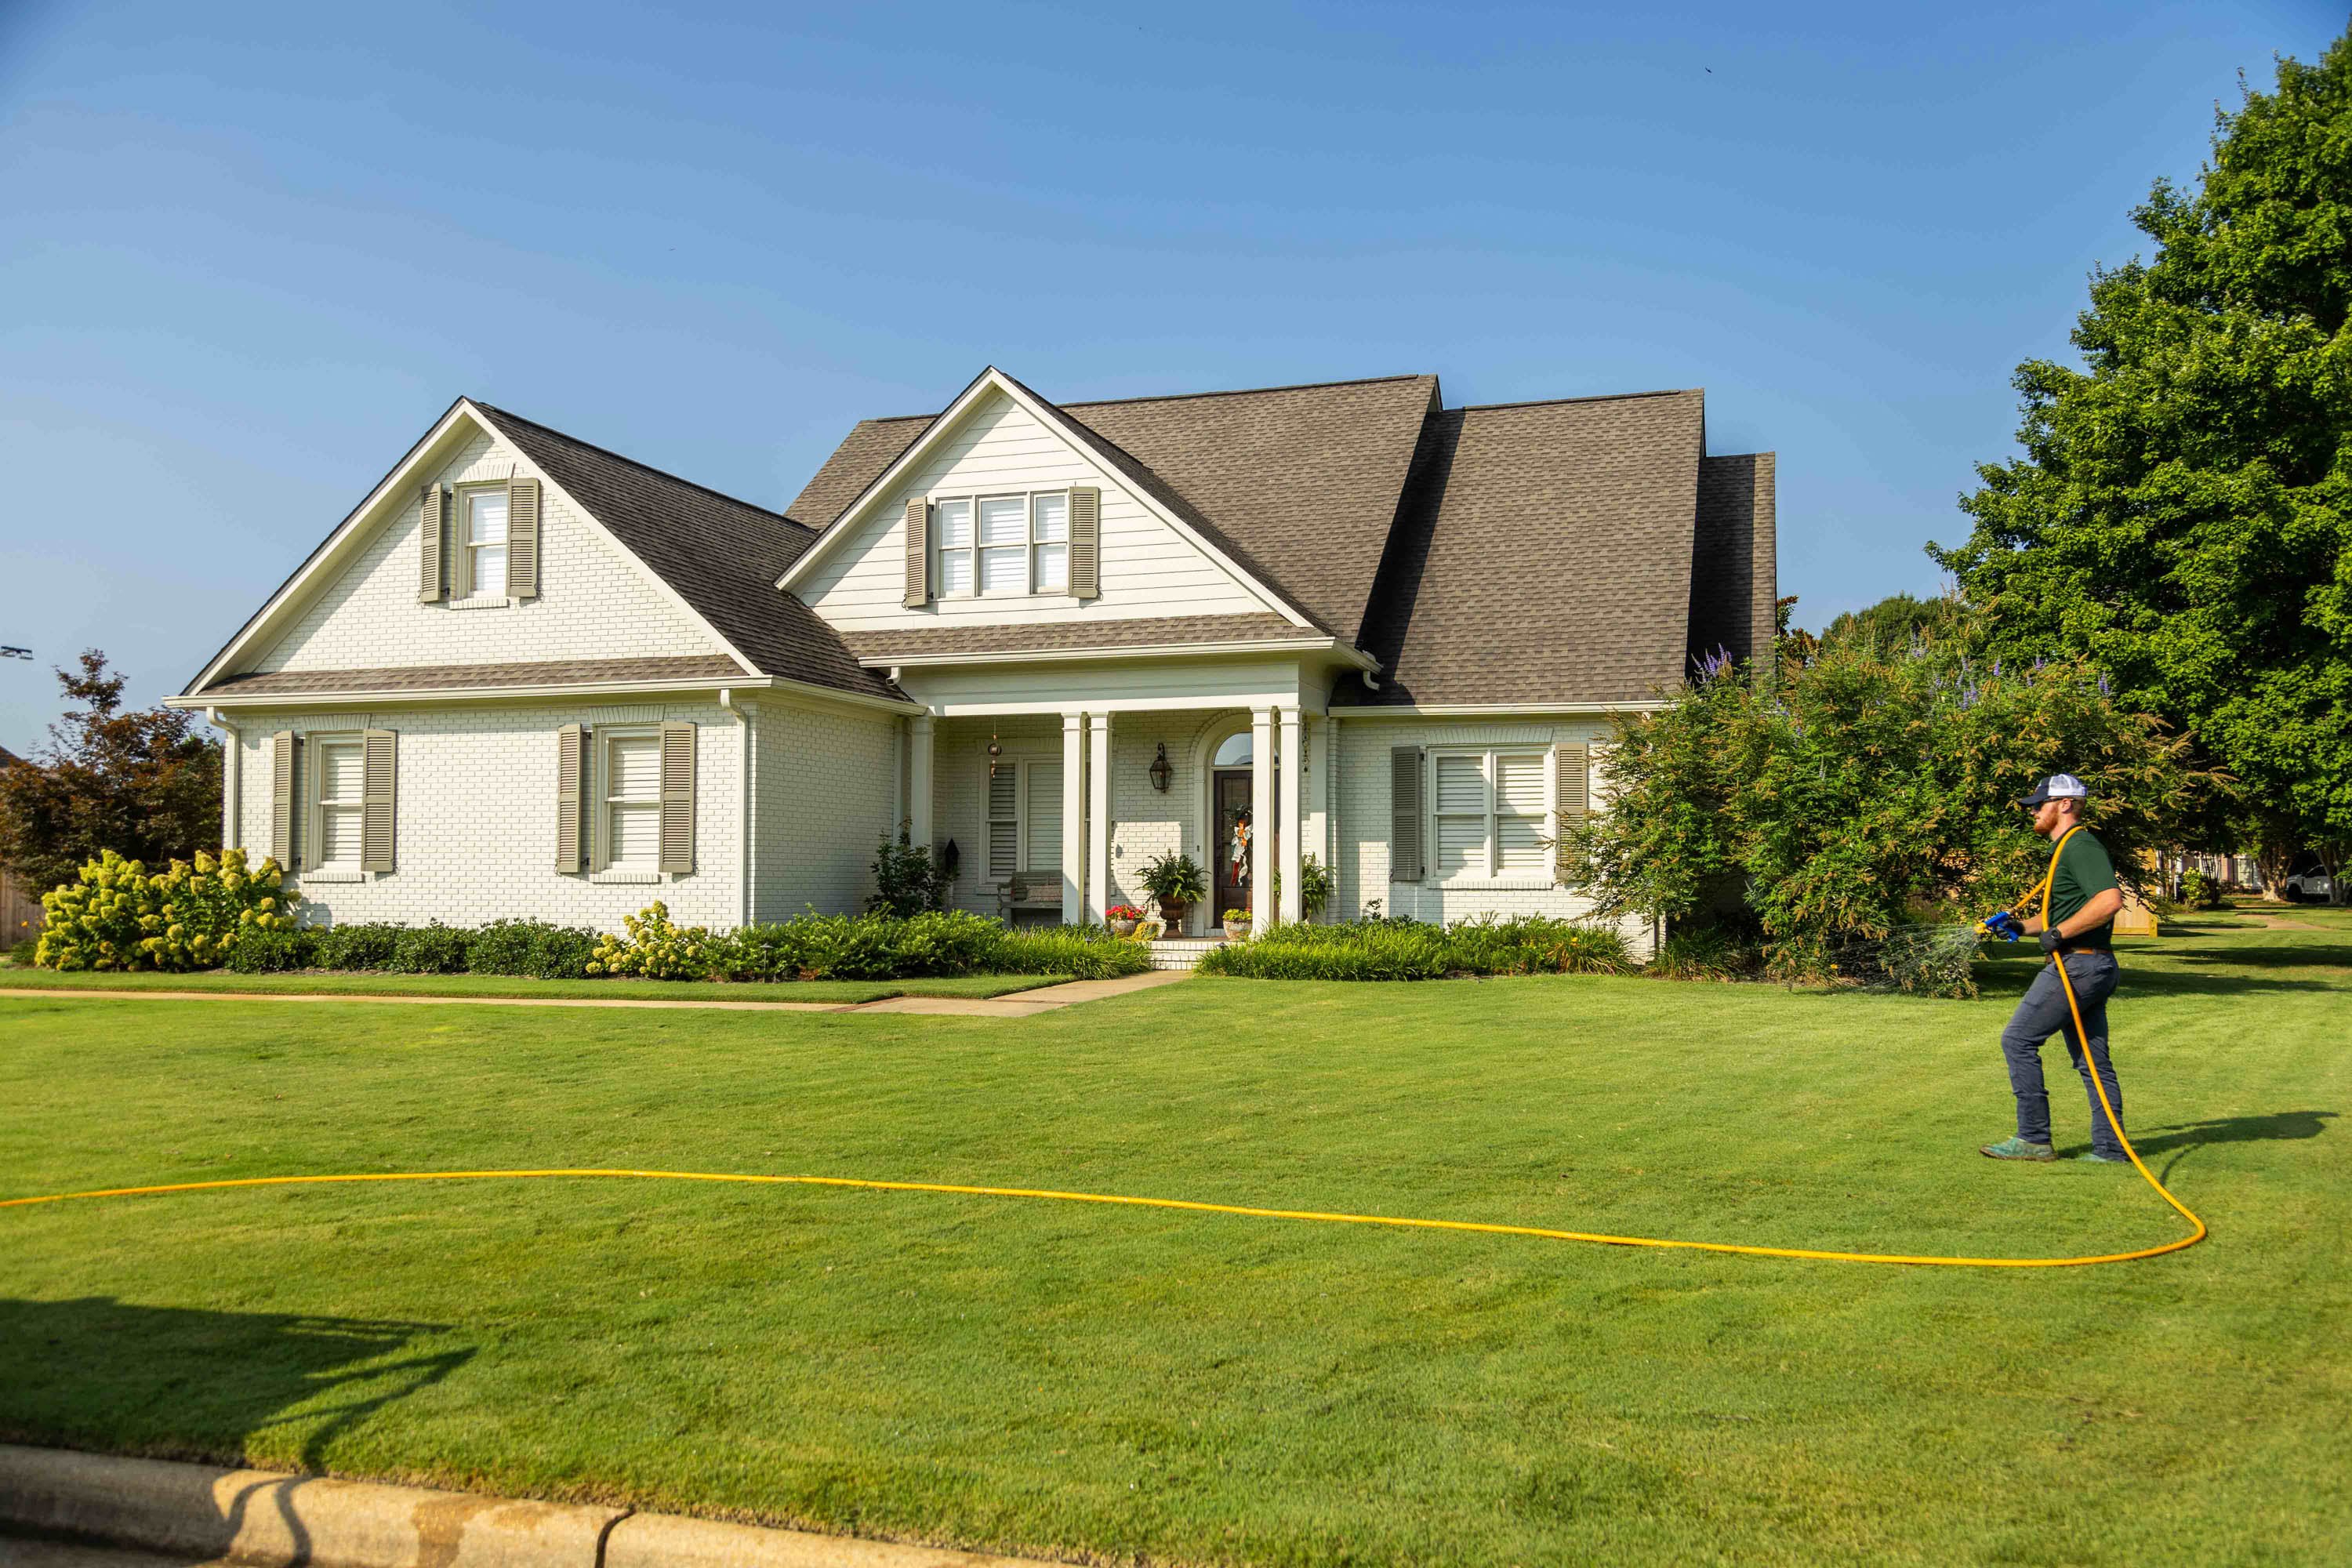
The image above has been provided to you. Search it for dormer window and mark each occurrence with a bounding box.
[935,491,1072,598]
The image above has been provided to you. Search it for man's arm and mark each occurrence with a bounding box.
[2024,887,2123,938]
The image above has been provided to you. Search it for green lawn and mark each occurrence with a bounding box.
[0,968,1058,1003]
[4,925,2347,1566]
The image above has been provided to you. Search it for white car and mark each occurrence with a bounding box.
[2281,858,2336,902]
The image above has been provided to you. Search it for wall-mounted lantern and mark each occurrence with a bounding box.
[1149,742,1172,793]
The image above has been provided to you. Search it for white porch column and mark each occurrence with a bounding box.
[906,713,935,853]
[1061,713,1087,924]
[1250,706,1275,928]
[1087,711,1112,923]
[1278,706,1304,925]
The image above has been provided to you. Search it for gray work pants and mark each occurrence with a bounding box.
[1998,952,2125,1156]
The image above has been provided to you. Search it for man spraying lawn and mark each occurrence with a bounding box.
[1978,774,2131,1165]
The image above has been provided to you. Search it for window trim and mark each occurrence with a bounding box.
[452,481,513,604]
[306,731,366,880]
[933,488,1077,601]
[1426,746,1555,885]
[593,724,665,874]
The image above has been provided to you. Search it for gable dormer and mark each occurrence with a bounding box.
[780,368,1314,635]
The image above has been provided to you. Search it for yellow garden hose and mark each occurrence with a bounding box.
[4,833,2204,1270]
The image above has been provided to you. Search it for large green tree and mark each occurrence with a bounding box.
[1929,31,2352,891]
[0,652,221,895]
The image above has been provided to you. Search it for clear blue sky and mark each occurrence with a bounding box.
[1,0,2339,753]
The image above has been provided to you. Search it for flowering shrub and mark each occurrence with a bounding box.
[586,900,712,978]
[34,848,295,972]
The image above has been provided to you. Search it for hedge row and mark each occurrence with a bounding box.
[1199,914,1635,981]
[224,903,1149,983]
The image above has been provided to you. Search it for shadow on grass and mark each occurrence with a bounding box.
[0,1295,472,1473]
[2116,1109,2337,1160]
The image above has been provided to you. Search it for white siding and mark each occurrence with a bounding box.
[251,423,723,675]
[799,389,1278,631]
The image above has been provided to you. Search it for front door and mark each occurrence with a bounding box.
[1212,768,1275,926]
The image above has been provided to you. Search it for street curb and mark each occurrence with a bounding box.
[0,1445,1058,1568]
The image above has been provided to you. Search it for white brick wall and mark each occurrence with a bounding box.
[254,424,722,674]
[752,700,899,921]
[232,700,745,931]
[1329,717,1653,955]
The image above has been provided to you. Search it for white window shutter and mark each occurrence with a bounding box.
[1554,742,1589,881]
[1389,746,1424,883]
[902,498,930,608]
[507,477,541,599]
[418,485,446,602]
[556,724,587,873]
[658,721,696,873]
[1068,487,1100,600]
[361,730,397,872]
[270,731,300,870]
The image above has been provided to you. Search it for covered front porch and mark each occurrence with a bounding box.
[902,704,1324,938]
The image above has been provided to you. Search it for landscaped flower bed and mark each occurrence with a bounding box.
[29,847,1147,984]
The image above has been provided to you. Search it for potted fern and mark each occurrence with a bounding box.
[1138,851,1206,935]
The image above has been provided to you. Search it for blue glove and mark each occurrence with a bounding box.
[1976,909,2024,942]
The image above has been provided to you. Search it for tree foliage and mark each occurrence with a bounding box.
[0,652,222,894]
[1929,31,2352,862]
[1561,635,2205,988]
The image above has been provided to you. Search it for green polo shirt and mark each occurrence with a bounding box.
[2048,829,2120,950]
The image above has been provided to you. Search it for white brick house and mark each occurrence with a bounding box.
[168,367,1775,945]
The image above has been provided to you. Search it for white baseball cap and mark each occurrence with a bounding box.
[2018,773,2089,805]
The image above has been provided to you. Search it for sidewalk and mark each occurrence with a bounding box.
[0,969,1189,1018]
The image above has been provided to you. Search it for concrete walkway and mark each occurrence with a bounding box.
[0,968,1189,1018]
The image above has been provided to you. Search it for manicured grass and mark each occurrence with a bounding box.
[4,927,2348,1565]
[0,968,1058,1003]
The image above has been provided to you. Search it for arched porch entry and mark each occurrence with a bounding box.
[1194,717,1278,928]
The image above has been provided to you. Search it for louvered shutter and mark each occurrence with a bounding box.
[506,477,541,599]
[418,485,446,602]
[658,721,696,873]
[1069,486,1100,600]
[361,729,397,872]
[555,724,587,873]
[902,498,930,608]
[270,731,300,870]
[1389,746,1424,884]
[1553,742,1589,882]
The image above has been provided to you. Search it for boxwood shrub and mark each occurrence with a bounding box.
[1199,915,1633,981]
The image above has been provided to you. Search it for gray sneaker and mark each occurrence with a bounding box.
[1980,1136,2057,1162]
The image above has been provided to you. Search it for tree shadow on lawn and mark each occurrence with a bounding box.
[1971,958,2345,998]
[0,1295,473,1475]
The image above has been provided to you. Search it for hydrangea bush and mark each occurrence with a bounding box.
[34,848,295,972]
[585,900,713,978]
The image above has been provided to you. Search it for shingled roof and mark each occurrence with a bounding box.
[1339,390,1711,706]
[786,373,1440,644]
[470,404,902,702]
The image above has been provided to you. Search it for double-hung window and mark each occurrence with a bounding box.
[310,734,365,873]
[462,486,508,598]
[985,759,1064,880]
[1431,749,1551,881]
[601,728,663,873]
[936,492,1072,598]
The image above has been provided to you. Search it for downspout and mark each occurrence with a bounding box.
[720,688,752,929]
[205,708,241,853]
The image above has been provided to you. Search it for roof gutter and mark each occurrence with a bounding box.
[858,638,1381,672]
[165,674,923,716]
